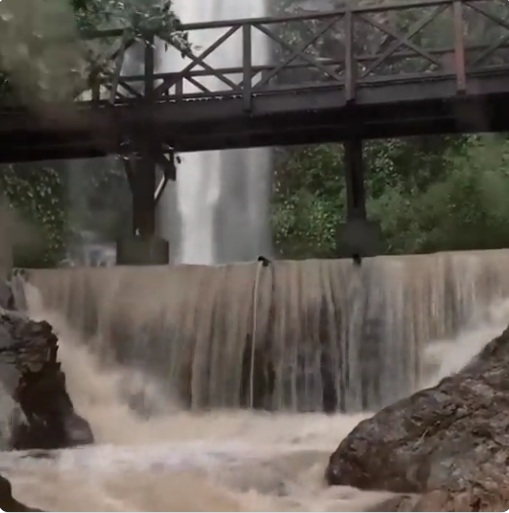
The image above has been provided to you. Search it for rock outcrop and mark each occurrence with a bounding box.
[326,324,509,509]
[0,278,94,450]
[0,474,42,511]
[365,487,509,512]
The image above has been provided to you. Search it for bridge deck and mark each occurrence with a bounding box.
[0,0,508,162]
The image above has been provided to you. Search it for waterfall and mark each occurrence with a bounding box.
[8,250,509,510]
[25,250,509,412]
[157,0,273,265]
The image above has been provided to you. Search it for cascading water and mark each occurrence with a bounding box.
[26,250,509,412]
[3,2,509,509]
[2,251,509,510]
[157,0,273,264]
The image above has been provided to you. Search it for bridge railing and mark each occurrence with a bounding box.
[4,0,509,107]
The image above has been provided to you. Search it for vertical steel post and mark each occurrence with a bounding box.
[344,1,356,102]
[453,0,466,93]
[242,23,252,112]
[131,35,157,238]
[344,138,366,220]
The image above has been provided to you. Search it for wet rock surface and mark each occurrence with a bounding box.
[326,325,509,510]
[0,476,43,511]
[369,486,509,512]
[0,474,42,511]
[0,281,13,310]
[364,494,419,512]
[0,279,94,450]
[411,486,509,512]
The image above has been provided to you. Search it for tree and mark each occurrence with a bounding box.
[65,157,132,243]
[273,135,509,258]
[273,145,345,258]
[369,135,509,254]
[0,0,185,266]
[0,165,66,267]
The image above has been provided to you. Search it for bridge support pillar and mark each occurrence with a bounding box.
[116,236,169,265]
[336,138,382,259]
[118,145,169,265]
[344,138,366,220]
[130,148,157,238]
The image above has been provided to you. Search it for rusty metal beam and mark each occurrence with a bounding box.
[360,4,449,78]
[154,26,241,97]
[2,81,509,162]
[154,151,176,202]
[466,2,509,32]
[0,0,508,166]
[109,29,131,104]
[43,0,499,41]
[253,15,343,90]
[174,0,455,31]
[357,12,443,69]
[345,2,355,102]
[125,151,157,237]
[453,0,467,92]
[72,1,509,105]
[72,0,454,40]
[43,0,508,106]
[114,41,509,84]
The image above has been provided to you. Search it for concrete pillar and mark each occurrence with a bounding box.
[116,236,169,265]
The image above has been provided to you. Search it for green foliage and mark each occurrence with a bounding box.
[0,0,187,103]
[73,0,188,48]
[370,136,509,254]
[0,0,184,267]
[273,135,509,258]
[273,145,345,258]
[271,0,509,258]
[0,165,67,267]
[2,0,509,266]
[65,157,132,241]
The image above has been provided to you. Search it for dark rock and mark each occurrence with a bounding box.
[0,281,15,310]
[326,325,509,500]
[364,494,419,512]
[410,485,509,512]
[0,474,42,511]
[365,488,509,512]
[10,396,94,450]
[0,310,94,450]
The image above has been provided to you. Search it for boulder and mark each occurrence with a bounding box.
[366,487,509,513]
[0,305,94,450]
[364,494,419,512]
[0,474,42,511]
[411,485,509,512]
[10,362,95,450]
[326,325,509,505]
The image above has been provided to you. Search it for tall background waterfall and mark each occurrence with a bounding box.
[157,0,273,264]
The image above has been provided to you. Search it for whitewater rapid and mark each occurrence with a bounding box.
[1,283,508,511]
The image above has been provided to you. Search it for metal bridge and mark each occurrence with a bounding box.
[0,0,508,249]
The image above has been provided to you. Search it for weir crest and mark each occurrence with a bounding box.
[24,249,509,412]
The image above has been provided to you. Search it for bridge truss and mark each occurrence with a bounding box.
[0,0,508,252]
